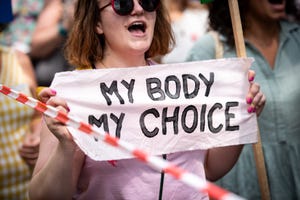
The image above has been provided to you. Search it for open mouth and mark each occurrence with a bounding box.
[128,22,146,33]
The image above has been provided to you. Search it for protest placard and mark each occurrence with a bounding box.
[50,57,257,161]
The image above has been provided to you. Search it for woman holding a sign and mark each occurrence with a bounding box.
[187,0,300,199]
[28,0,265,199]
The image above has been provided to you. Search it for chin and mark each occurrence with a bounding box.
[130,43,151,54]
[273,12,287,20]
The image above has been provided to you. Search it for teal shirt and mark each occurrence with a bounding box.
[186,20,300,199]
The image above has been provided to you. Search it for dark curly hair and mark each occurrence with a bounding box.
[208,0,300,47]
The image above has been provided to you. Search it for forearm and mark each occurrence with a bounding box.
[30,25,65,59]
[29,0,66,58]
[29,142,78,200]
[204,145,243,181]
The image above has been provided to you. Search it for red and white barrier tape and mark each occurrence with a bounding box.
[0,84,245,200]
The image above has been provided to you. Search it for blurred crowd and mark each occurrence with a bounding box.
[0,0,300,199]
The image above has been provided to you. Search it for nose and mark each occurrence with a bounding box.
[131,0,144,15]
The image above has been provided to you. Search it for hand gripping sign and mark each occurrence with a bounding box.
[49,58,257,161]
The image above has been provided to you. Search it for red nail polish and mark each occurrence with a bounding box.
[249,76,254,82]
[246,97,253,104]
[50,89,57,95]
[247,107,253,113]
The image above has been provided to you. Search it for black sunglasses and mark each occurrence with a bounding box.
[100,0,160,16]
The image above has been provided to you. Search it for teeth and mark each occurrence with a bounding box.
[132,22,144,26]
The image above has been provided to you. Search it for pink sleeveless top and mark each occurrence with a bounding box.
[73,150,208,200]
[73,60,209,199]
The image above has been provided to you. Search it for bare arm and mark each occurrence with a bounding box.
[29,121,85,200]
[30,0,73,59]
[29,89,85,200]
[204,145,243,181]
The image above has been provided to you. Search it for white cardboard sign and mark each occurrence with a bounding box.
[50,58,257,161]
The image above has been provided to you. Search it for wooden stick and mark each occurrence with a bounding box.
[227,0,271,199]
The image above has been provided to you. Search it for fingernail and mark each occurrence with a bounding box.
[247,106,254,113]
[50,89,57,95]
[66,106,70,112]
[246,97,253,104]
[248,76,254,82]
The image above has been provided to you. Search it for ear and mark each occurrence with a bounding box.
[95,21,104,34]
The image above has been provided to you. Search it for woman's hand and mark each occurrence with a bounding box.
[246,70,266,116]
[29,86,85,200]
[38,88,73,143]
[19,129,40,170]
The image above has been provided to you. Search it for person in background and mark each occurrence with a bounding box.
[0,0,44,54]
[286,0,300,22]
[186,0,300,199]
[29,0,75,87]
[28,0,265,199]
[0,0,41,199]
[0,0,44,88]
[160,0,208,63]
